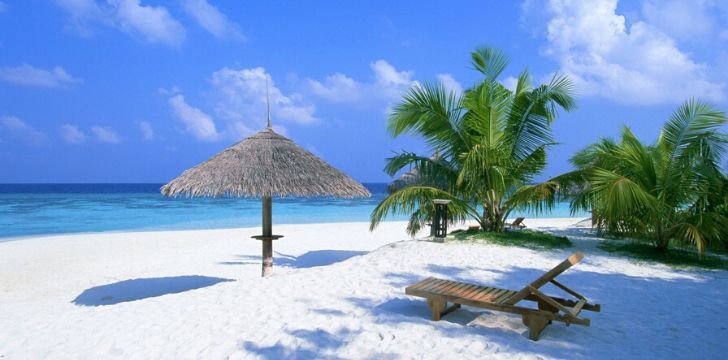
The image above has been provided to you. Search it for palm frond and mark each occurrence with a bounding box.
[470,46,509,80]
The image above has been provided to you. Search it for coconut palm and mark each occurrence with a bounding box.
[370,47,576,235]
[556,99,728,255]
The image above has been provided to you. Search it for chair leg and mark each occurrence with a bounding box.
[522,314,550,341]
[537,299,558,324]
[427,297,446,321]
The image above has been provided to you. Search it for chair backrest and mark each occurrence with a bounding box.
[503,252,584,305]
[512,217,525,226]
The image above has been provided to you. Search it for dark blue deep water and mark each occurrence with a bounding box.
[0,183,586,239]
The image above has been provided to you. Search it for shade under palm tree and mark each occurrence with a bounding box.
[161,126,370,276]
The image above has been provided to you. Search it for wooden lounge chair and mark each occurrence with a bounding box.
[506,217,526,229]
[404,252,600,340]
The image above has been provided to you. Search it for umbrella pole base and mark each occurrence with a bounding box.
[262,239,273,277]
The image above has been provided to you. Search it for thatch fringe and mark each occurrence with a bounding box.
[161,128,371,199]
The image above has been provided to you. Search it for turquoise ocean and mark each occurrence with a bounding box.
[0,184,587,240]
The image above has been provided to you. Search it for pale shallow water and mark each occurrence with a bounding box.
[0,183,587,239]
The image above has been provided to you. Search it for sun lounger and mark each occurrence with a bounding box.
[404,252,600,340]
[506,217,526,229]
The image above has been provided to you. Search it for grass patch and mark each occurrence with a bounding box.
[450,229,572,250]
[598,241,728,270]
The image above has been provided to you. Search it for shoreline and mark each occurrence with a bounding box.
[0,216,590,243]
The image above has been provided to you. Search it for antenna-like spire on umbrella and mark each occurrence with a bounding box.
[266,75,271,128]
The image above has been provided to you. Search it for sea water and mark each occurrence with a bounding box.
[0,184,587,239]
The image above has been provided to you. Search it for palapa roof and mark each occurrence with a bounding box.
[161,128,371,198]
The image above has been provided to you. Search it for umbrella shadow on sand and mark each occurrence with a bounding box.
[220,250,367,269]
[72,275,234,306]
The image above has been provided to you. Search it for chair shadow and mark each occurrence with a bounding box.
[221,250,367,269]
[72,275,234,306]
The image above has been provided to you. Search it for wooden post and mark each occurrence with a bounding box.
[432,199,451,241]
[262,196,273,277]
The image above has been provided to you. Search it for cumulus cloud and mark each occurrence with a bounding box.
[539,0,724,105]
[168,93,219,141]
[91,126,121,144]
[210,67,318,128]
[641,0,718,43]
[436,73,463,95]
[182,0,244,41]
[0,64,80,88]
[305,60,419,108]
[0,116,49,146]
[371,60,419,101]
[54,0,185,47]
[306,73,362,102]
[59,124,87,144]
[137,120,154,140]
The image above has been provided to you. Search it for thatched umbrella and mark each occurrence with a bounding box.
[161,88,370,276]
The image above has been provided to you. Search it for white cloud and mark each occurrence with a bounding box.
[306,73,361,102]
[0,116,49,146]
[168,93,219,141]
[210,67,318,128]
[541,0,724,105]
[436,73,463,95]
[182,0,244,41]
[304,60,419,108]
[371,60,419,101]
[59,124,87,144]
[0,64,80,88]
[54,0,185,47]
[642,0,715,42]
[137,120,154,140]
[91,126,121,144]
[113,0,185,46]
[502,76,519,92]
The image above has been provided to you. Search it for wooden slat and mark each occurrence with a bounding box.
[550,278,585,300]
[463,285,487,299]
[457,284,478,297]
[495,290,516,303]
[448,283,470,296]
[469,286,492,301]
[433,281,459,295]
[459,284,480,298]
[571,298,587,317]
[409,278,436,291]
[489,289,508,302]
[473,286,500,301]
[421,279,448,293]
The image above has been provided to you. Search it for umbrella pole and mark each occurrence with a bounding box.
[261,196,273,277]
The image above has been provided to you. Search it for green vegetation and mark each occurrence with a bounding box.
[554,99,728,256]
[450,229,572,250]
[370,46,576,236]
[598,241,728,270]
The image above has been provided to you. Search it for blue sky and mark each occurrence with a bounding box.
[1,0,727,183]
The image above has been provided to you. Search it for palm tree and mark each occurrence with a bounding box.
[370,47,576,235]
[556,99,728,255]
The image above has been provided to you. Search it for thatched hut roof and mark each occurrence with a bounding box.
[387,152,443,194]
[161,128,371,198]
[388,168,419,193]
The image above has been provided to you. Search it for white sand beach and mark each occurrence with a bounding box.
[1,218,727,359]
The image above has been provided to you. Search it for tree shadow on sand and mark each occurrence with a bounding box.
[72,275,234,306]
[220,250,367,269]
